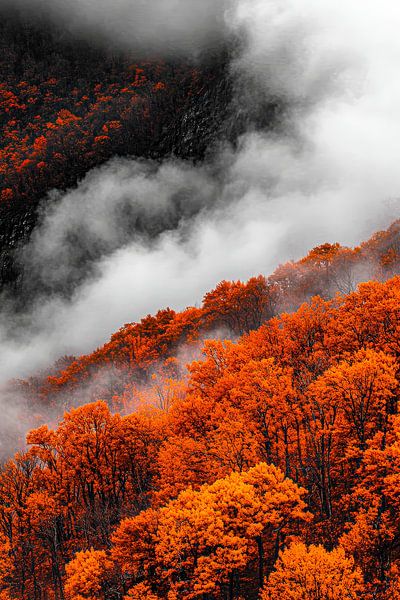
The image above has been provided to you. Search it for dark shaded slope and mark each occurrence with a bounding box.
[0,11,239,291]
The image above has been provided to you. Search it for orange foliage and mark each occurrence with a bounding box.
[64,549,113,600]
[112,463,310,598]
[261,542,363,600]
[0,18,224,211]
[0,236,400,597]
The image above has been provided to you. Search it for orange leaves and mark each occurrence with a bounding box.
[326,277,400,358]
[0,532,13,591]
[18,158,33,170]
[111,508,158,578]
[0,257,400,597]
[310,349,397,451]
[113,463,310,599]
[32,135,47,153]
[340,415,400,589]
[65,549,113,600]
[340,502,395,588]
[23,400,163,563]
[24,491,58,528]
[153,81,166,92]
[120,358,187,414]
[202,276,277,335]
[93,135,111,146]
[102,120,122,133]
[124,583,161,599]
[56,109,80,126]
[261,543,363,600]
[302,242,342,267]
[0,56,180,207]
[0,188,13,202]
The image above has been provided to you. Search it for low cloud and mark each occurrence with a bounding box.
[5,0,229,57]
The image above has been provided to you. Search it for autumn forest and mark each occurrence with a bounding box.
[0,3,400,600]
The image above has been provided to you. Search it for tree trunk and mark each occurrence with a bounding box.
[256,535,264,589]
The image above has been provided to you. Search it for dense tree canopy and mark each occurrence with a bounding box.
[1,262,400,598]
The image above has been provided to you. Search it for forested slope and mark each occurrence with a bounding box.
[0,222,400,599]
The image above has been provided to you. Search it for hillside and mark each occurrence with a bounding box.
[0,221,399,599]
[0,10,235,289]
